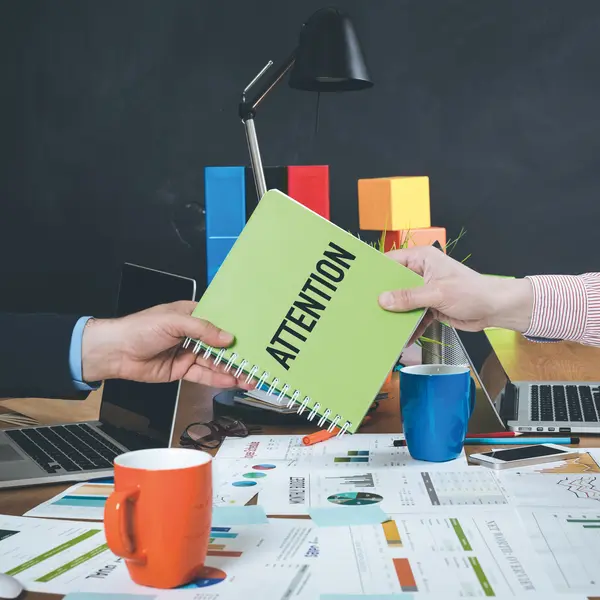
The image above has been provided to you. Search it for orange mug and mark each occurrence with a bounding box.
[104,448,212,589]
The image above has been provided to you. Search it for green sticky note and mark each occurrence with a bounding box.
[212,505,268,526]
[309,505,389,527]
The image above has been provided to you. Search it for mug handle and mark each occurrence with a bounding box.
[468,377,476,419]
[104,488,146,564]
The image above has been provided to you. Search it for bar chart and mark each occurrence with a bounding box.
[566,517,600,528]
[334,450,370,464]
[323,473,375,488]
[393,558,418,592]
[25,482,113,521]
[378,515,477,554]
[208,527,243,558]
[324,472,383,506]
[381,520,403,547]
[522,509,600,594]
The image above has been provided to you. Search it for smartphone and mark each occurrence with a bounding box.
[469,444,580,469]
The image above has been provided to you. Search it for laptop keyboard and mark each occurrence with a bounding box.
[6,423,124,474]
[530,384,600,422]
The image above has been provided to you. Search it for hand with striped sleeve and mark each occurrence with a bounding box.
[378,246,600,347]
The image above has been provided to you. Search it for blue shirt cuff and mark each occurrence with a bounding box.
[69,317,101,391]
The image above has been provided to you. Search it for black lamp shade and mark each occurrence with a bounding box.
[289,7,373,92]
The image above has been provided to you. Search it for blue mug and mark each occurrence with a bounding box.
[400,364,475,462]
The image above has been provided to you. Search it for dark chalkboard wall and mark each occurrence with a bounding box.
[2,0,600,316]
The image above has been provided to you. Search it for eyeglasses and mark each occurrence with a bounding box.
[179,416,261,450]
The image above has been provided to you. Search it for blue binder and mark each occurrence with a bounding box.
[207,236,238,283]
[205,167,246,282]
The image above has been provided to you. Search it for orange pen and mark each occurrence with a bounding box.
[302,413,374,445]
[302,428,339,446]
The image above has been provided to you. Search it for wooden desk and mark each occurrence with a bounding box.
[1,331,600,599]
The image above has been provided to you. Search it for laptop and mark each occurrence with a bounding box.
[0,262,196,489]
[455,328,600,434]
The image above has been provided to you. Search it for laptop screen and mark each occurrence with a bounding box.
[455,329,511,408]
[98,263,196,448]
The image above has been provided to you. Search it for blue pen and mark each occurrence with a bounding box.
[464,437,579,445]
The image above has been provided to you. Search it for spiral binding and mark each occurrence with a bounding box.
[182,337,351,435]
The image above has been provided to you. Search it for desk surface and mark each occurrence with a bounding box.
[1,329,600,599]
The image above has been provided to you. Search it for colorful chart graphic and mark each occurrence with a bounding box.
[0,530,19,542]
[325,473,375,488]
[180,566,227,588]
[567,517,600,528]
[208,527,243,558]
[232,481,257,487]
[538,453,600,474]
[51,483,112,510]
[74,484,113,496]
[334,450,369,464]
[528,511,600,590]
[55,496,107,509]
[557,476,600,501]
[468,557,495,595]
[450,518,473,551]
[393,558,418,592]
[382,520,403,547]
[253,464,276,470]
[88,477,114,484]
[243,472,267,479]
[327,492,383,506]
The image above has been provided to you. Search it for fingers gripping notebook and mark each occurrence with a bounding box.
[186,190,425,434]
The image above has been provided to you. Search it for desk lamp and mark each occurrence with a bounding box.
[238,7,373,200]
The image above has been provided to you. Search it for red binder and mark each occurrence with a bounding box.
[287,165,330,220]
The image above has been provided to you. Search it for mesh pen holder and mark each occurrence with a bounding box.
[420,321,470,366]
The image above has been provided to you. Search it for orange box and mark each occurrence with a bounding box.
[358,176,430,230]
[384,227,446,253]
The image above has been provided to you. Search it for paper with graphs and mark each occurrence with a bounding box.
[216,433,469,469]
[517,508,600,595]
[495,471,600,508]
[0,515,322,599]
[317,510,552,597]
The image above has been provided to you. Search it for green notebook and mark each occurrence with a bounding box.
[190,190,425,433]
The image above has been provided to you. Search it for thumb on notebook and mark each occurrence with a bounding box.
[378,286,440,312]
[177,314,234,347]
[151,300,234,347]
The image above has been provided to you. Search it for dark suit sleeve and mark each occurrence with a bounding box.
[0,313,91,400]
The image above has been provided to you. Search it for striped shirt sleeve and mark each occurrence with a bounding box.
[523,273,600,347]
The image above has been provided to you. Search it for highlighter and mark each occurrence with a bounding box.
[302,428,339,446]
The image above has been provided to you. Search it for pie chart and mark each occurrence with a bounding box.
[232,480,257,487]
[180,567,227,588]
[243,472,266,479]
[327,492,383,506]
[253,464,276,470]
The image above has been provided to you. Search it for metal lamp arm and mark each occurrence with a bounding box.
[238,51,297,120]
[238,51,297,199]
